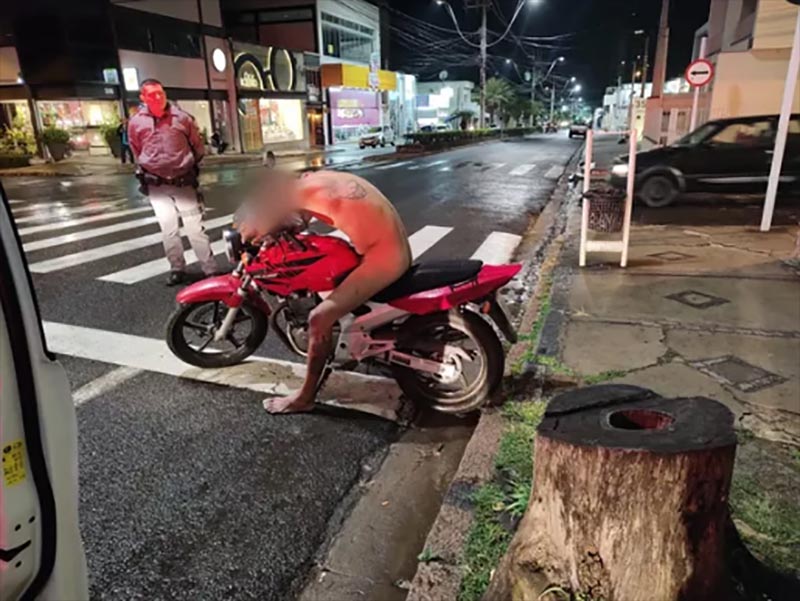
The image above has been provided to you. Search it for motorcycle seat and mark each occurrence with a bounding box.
[371,260,483,303]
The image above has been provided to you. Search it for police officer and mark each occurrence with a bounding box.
[128,79,217,286]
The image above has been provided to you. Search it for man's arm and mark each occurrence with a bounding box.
[186,115,205,163]
[128,120,141,158]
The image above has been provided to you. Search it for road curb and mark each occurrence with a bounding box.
[405,144,584,601]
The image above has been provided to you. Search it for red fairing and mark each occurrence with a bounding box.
[176,275,271,315]
[388,264,523,314]
[253,234,360,296]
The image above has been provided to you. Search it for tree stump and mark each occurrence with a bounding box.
[485,385,738,601]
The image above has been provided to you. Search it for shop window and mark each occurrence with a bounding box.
[151,25,201,59]
[115,20,152,53]
[258,98,304,144]
[321,12,375,64]
[258,8,314,23]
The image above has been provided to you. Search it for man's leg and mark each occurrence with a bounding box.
[264,251,409,414]
[149,187,186,275]
[173,186,217,276]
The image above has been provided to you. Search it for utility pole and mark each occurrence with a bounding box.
[650,0,670,99]
[640,35,650,98]
[530,67,537,127]
[479,1,487,129]
[549,85,555,125]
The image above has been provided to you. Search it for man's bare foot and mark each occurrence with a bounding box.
[263,391,315,414]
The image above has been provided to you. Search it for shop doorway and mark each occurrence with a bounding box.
[307,107,325,147]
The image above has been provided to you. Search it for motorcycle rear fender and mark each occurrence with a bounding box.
[175,275,271,315]
[388,264,522,315]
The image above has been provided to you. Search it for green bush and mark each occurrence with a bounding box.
[100,120,121,147]
[40,126,71,145]
[0,114,37,156]
[405,127,537,148]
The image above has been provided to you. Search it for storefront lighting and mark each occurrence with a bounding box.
[122,67,139,91]
[212,48,227,72]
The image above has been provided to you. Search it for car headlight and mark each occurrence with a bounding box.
[611,164,629,177]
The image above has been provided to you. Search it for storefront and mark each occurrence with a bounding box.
[233,41,309,153]
[320,63,398,144]
[36,99,119,154]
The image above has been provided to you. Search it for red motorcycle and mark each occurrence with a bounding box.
[166,226,521,414]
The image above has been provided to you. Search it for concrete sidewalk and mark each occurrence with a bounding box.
[0,147,343,177]
[539,201,800,444]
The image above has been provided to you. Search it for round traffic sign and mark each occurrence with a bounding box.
[685,59,714,87]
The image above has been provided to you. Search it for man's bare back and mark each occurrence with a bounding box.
[299,170,411,262]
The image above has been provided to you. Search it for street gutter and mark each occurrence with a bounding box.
[405,143,584,601]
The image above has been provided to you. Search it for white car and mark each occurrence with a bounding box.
[359,126,395,149]
[569,122,590,138]
[0,185,88,601]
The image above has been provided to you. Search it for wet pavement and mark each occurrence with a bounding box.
[1,133,579,600]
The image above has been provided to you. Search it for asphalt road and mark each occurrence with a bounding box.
[2,133,579,600]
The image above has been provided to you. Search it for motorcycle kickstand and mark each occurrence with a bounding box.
[314,362,333,398]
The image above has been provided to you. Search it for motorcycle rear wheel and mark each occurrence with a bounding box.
[391,311,504,414]
[166,301,268,368]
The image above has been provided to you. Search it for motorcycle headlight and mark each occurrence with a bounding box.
[611,163,629,177]
[223,229,243,264]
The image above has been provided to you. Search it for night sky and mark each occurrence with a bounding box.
[387,0,711,106]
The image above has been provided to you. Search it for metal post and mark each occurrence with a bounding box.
[530,67,536,127]
[640,36,650,98]
[621,127,637,267]
[549,85,555,125]
[479,2,487,129]
[689,36,708,132]
[579,128,593,267]
[761,8,800,232]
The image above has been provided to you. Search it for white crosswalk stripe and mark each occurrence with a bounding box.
[28,214,234,274]
[409,225,452,257]
[9,199,23,205]
[509,164,535,176]
[375,161,412,170]
[23,215,161,252]
[18,207,153,236]
[98,239,228,284]
[470,232,522,264]
[409,160,447,170]
[13,201,125,225]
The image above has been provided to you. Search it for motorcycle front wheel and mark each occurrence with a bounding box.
[166,301,268,368]
[391,311,504,414]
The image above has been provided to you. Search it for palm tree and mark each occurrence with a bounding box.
[482,77,513,127]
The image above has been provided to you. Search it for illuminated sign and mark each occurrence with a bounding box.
[122,67,139,91]
[234,48,298,92]
[212,48,227,73]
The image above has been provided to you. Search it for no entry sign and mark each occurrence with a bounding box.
[685,59,714,87]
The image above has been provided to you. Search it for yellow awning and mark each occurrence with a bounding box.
[321,63,397,92]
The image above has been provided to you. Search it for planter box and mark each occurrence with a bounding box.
[0,154,32,169]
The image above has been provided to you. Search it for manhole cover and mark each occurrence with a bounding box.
[689,356,788,393]
[665,290,730,309]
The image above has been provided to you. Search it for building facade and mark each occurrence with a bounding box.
[416,81,479,129]
[0,0,240,156]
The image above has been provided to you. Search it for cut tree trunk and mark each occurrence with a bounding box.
[485,385,738,601]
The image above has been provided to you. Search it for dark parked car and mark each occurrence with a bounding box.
[609,114,800,207]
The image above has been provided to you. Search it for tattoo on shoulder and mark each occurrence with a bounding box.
[341,179,368,200]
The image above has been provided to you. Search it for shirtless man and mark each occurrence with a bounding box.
[238,170,412,414]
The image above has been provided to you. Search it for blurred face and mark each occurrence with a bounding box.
[140,83,167,117]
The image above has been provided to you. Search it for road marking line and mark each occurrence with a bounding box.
[509,164,535,176]
[470,232,522,264]
[545,165,564,179]
[375,161,412,170]
[71,366,143,406]
[409,225,452,258]
[29,214,234,274]
[9,200,23,205]
[13,201,125,225]
[439,166,452,172]
[44,321,401,421]
[17,207,153,236]
[427,160,447,167]
[492,163,507,170]
[23,215,161,252]
[98,239,228,284]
